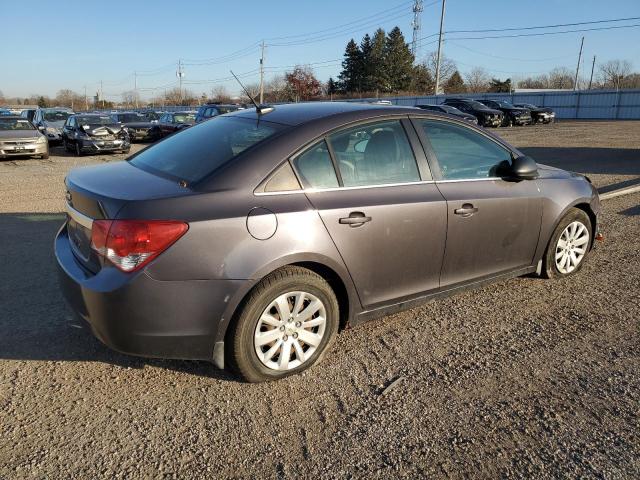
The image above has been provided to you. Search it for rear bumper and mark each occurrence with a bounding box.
[55,224,245,361]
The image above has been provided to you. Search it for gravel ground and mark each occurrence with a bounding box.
[1,121,639,478]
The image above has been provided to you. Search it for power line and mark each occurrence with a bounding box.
[447,41,576,62]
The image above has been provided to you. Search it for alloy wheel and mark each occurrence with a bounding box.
[254,291,327,371]
[555,221,589,274]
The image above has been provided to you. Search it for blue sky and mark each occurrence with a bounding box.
[2,0,639,100]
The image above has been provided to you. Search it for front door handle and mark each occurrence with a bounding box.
[454,203,479,217]
[339,212,372,227]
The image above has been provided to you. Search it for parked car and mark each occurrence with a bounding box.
[514,103,556,124]
[476,99,532,127]
[61,113,130,156]
[0,108,14,116]
[442,99,503,127]
[152,111,196,137]
[111,112,161,142]
[32,107,74,144]
[415,104,478,124]
[195,103,240,123]
[0,116,49,159]
[20,108,37,122]
[57,102,601,382]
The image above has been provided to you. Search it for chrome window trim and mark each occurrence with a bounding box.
[253,176,509,196]
[66,203,94,229]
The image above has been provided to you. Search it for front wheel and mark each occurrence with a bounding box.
[542,208,592,278]
[227,266,339,382]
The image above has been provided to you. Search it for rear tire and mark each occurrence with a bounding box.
[542,208,592,279]
[227,266,339,383]
[40,153,49,159]
[75,142,83,157]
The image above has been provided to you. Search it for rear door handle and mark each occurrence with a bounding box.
[339,212,372,227]
[454,203,478,217]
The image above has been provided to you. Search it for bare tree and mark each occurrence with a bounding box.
[465,67,490,93]
[423,51,457,85]
[121,90,140,108]
[548,67,574,89]
[598,60,633,90]
[210,85,231,103]
[264,75,290,102]
[240,83,261,103]
[163,87,197,106]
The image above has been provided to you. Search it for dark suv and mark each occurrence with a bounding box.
[476,100,532,127]
[195,103,240,123]
[57,102,600,382]
[442,99,503,127]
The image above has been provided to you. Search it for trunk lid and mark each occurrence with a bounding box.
[65,161,190,273]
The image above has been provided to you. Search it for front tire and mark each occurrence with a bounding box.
[542,208,592,279]
[227,266,339,382]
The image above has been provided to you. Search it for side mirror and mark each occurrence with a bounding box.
[511,155,538,179]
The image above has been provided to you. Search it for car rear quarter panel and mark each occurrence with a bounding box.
[117,189,361,334]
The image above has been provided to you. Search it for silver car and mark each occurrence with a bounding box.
[32,107,74,144]
[0,116,49,159]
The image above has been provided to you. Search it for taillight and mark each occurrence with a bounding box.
[91,220,188,272]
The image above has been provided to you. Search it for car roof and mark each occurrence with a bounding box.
[228,101,416,126]
[0,115,26,120]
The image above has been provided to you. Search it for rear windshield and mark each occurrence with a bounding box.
[173,113,196,124]
[129,116,285,183]
[0,118,35,130]
[44,111,72,122]
[117,113,146,123]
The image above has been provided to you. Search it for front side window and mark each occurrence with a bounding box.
[327,120,420,187]
[419,120,512,180]
[293,140,339,189]
[130,116,285,183]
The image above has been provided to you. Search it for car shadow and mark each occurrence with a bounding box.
[0,212,237,381]
[519,146,640,176]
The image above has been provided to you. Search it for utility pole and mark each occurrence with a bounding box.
[84,85,88,111]
[410,0,423,58]
[434,0,447,95]
[259,40,265,104]
[100,80,104,109]
[177,59,184,105]
[573,36,584,91]
[588,55,596,90]
[134,71,139,109]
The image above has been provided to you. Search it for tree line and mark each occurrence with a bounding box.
[2,27,639,108]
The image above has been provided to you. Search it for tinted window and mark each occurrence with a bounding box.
[328,120,419,187]
[293,140,338,189]
[419,120,511,180]
[130,116,285,183]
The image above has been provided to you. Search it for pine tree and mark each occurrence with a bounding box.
[444,70,467,93]
[412,64,434,94]
[327,77,338,96]
[360,34,374,92]
[384,27,414,92]
[370,28,389,92]
[338,39,363,93]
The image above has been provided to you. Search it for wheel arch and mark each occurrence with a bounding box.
[216,253,360,344]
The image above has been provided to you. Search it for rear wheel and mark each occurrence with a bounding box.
[542,208,592,279]
[40,153,49,159]
[227,266,339,382]
[75,142,83,157]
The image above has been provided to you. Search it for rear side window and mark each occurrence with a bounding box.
[419,120,511,180]
[293,140,339,189]
[130,116,285,183]
[327,120,420,187]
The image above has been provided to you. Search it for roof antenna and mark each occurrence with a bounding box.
[230,71,274,115]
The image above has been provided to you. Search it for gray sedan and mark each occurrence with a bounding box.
[56,102,601,382]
